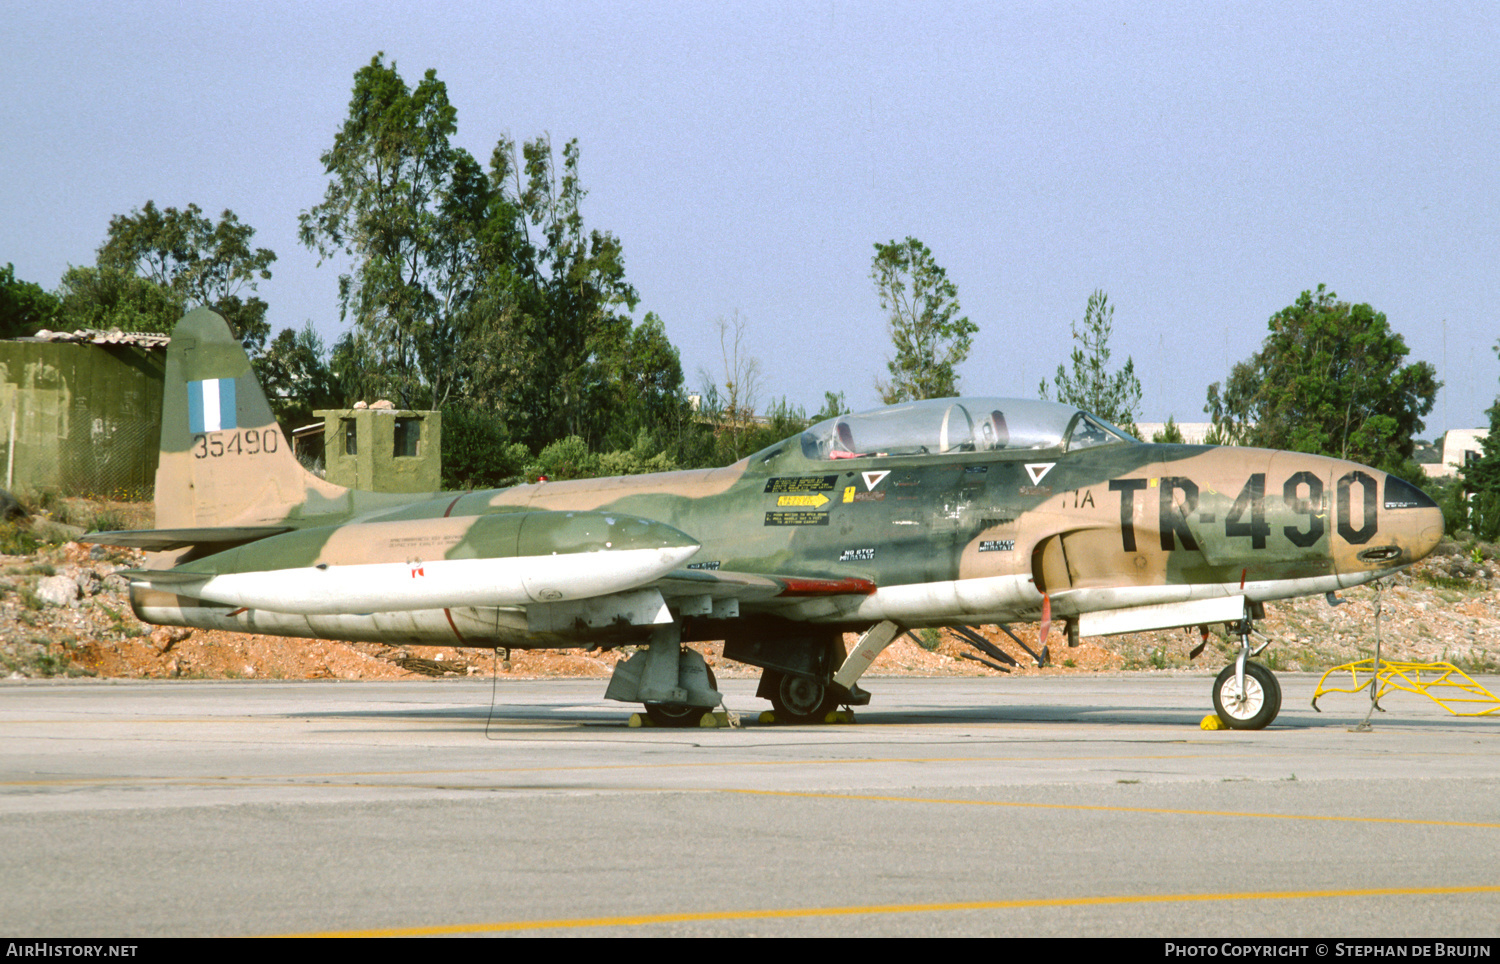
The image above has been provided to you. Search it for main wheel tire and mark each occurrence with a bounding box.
[643,702,706,727]
[1212,661,1281,730]
[769,671,837,724]
[642,666,717,728]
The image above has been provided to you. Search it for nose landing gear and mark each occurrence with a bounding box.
[1211,616,1282,730]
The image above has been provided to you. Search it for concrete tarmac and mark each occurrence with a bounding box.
[1,673,1498,937]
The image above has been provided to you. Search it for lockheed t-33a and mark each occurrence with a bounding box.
[90,309,1444,728]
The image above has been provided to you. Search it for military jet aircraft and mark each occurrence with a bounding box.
[90,309,1444,729]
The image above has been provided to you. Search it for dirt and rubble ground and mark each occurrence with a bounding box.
[2,497,1496,684]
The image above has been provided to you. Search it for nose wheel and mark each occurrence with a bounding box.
[1212,660,1281,729]
[1211,616,1281,729]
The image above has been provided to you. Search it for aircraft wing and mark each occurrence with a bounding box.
[658,568,876,601]
[642,568,876,624]
[109,508,878,637]
[519,564,878,634]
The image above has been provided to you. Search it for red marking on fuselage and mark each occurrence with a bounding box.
[776,576,878,596]
[443,608,467,644]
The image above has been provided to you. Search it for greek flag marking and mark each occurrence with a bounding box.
[187,378,238,433]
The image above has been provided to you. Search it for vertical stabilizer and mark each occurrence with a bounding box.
[155,308,348,533]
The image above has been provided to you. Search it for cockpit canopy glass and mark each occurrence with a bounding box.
[799,397,1136,460]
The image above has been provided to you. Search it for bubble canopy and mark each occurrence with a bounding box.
[798,397,1138,461]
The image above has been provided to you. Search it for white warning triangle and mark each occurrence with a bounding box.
[1024,462,1056,485]
[861,470,890,491]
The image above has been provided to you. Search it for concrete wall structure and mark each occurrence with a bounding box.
[0,339,165,498]
[317,407,441,493]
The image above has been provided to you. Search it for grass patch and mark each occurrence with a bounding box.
[0,523,40,555]
[96,602,143,638]
[18,586,44,611]
[0,641,79,678]
[1444,650,1500,675]
[1416,571,1476,592]
[87,509,127,534]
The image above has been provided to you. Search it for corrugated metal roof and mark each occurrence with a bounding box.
[20,329,171,347]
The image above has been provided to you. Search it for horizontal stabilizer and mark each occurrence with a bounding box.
[82,527,296,552]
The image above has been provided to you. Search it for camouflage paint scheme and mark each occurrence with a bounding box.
[92,309,1444,725]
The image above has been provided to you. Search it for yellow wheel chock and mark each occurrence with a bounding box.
[1313,659,1500,717]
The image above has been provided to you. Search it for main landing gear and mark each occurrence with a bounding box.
[604,624,722,727]
[642,674,717,728]
[744,622,896,724]
[1212,616,1281,730]
[643,665,719,727]
[761,670,840,725]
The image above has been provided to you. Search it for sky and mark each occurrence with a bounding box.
[3,1,1497,438]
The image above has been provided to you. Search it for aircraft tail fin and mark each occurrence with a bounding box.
[154,308,348,537]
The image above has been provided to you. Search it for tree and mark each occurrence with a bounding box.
[440,402,530,490]
[96,201,276,352]
[55,264,184,334]
[871,237,976,402]
[482,134,640,448]
[1204,285,1438,473]
[1038,289,1142,434]
[301,57,644,448]
[256,322,343,430]
[711,311,761,420]
[0,264,60,339]
[597,311,687,450]
[1460,341,1500,539]
[299,54,476,410]
[1152,416,1185,444]
[695,312,764,460]
[814,391,849,420]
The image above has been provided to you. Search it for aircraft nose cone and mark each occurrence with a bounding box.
[1380,473,1444,566]
[1413,507,1444,562]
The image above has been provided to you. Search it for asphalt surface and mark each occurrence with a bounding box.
[2,673,1498,937]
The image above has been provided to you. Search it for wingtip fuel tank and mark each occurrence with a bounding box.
[129,510,700,616]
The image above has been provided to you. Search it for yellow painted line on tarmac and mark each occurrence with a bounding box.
[722,788,1500,830]
[272,885,1500,937]
[8,778,1494,833]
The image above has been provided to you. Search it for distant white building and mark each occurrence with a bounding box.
[1135,422,1214,445]
[1424,428,1489,479]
